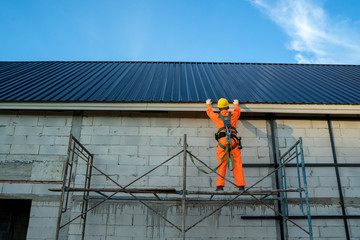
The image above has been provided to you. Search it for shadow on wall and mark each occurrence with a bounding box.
[239,104,297,156]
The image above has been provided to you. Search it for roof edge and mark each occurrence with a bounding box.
[1,60,359,66]
[1,102,360,114]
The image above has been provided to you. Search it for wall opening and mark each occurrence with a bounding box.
[0,199,32,240]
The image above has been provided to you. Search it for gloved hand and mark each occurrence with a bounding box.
[206,99,212,105]
[233,99,239,105]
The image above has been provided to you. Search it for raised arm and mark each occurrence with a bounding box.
[232,99,241,119]
[206,99,219,121]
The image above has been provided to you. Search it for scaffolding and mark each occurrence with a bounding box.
[51,134,313,240]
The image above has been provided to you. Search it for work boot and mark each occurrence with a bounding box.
[216,186,224,191]
[239,186,245,191]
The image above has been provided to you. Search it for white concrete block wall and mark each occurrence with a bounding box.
[276,120,332,163]
[1,110,360,239]
[276,120,335,199]
[78,114,271,192]
[65,201,274,240]
[0,111,72,181]
[340,167,360,199]
[238,120,271,164]
[332,120,360,163]
[26,201,59,240]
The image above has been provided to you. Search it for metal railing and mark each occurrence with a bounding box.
[279,138,313,239]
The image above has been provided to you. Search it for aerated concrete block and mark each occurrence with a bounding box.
[26,136,56,145]
[30,205,59,218]
[84,145,108,155]
[38,116,70,126]
[0,135,26,144]
[148,155,179,166]
[187,136,210,147]
[109,145,137,155]
[136,165,167,177]
[31,183,62,195]
[121,117,150,127]
[39,145,67,155]
[139,146,168,156]
[0,144,10,154]
[186,176,211,187]
[121,135,151,146]
[308,147,333,157]
[28,217,57,228]
[319,226,346,238]
[311,120,328,128]
[150,136,180,146]
[150,118,180,127]
[31,161,63,181]
[115,226,147,237]
[338,121,360,129]
[180,118,209,128]
[115,214,133,225]
[10,116,39,126]
[43,126,71,136]
[0,115,11,125]
[169,127,198,137]
[92,117,122,126]
[55,136,70,145]
[197,127,215,137]
[2,183,32,194]
[91,135,122,145]
[0,126,15,135]
[241,147,257,157]
[244,227,276,238]
[82,126,110,135]
[119,155,148,166]
[10,144,39,154]
[109,126,139,135]
[106,165,137,175]
[26,227,57,239]
[148,176,180,187]
[14,126,43,136]
[140,127,168,136]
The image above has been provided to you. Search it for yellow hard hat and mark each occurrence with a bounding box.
[217,98,229,108]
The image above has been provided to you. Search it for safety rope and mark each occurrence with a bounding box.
[189,137,237,174]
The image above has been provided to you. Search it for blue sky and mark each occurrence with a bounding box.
[1,0,359,64]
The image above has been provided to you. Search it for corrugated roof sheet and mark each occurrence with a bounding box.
[1,61,360,104]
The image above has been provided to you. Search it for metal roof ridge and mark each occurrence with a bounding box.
[0,61,359,67]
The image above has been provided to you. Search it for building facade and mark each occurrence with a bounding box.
[0,62,359,239]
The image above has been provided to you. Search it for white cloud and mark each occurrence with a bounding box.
[251,0,360,64]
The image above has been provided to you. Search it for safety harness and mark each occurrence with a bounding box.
[215,112,238,171]
[190,111,242,174]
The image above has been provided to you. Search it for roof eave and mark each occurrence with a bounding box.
[1,102,360,115]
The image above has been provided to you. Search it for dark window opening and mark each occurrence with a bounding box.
[0,199,32,240]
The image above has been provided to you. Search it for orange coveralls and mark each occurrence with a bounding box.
[207,104,246,187]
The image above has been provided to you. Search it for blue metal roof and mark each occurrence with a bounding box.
[1,61,360,104]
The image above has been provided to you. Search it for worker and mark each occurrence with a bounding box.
[206,98,246,191]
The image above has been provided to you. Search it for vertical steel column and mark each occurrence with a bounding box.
[181,134,187,240]
[56,135,73,240]
[327,117,350,239]
[269,118,285,240]
[299,138,313,240]
[279,153,289,239]
[81,153,94,240]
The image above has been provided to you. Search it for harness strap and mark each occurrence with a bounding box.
[191,111,239,174]
[217,112,237,171]
[218,126,237,133]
